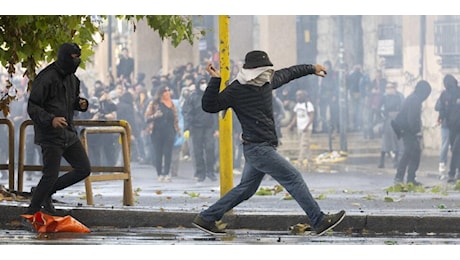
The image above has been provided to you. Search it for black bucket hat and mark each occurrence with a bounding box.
[243,50,273,69]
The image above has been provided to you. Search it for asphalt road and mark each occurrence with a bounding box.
[1,226,459,245]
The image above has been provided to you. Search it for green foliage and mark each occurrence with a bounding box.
[0,15,102,89]
[363,194,376,200]
[255,185,285,196]
[183,191,200,198]
[430,185,448,195]
[455,181,460,191]
[315,194,327,200]
[255,187,274,196]
[0,15,200,116]
[385,183,426,193]
[384,196,395,202]
[124,15,202,47]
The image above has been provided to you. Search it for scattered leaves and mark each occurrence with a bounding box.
[282,193,293,200]
[255,185,285,196]
[455,181,460,191]
[215,220,227,230]
[184,191,200,198]
[315,194,327,200]
[363,194,376,200]
[385,183,426,193]
[383,197,401,202]
[289,223,312,235]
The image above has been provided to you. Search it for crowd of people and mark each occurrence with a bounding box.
[1,48,459,187]
[1,43,459,237]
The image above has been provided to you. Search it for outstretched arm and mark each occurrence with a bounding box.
[271,64,327,89]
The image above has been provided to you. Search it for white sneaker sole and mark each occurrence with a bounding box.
[192,222,227,237]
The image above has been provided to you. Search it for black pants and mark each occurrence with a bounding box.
[151,130,175,176]
[28,141,91,211]
[395,133,421,182]
[191,127,216,180]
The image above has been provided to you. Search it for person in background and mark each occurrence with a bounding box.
[170,96,184,178]
[192,50,345,236]
[145,85,180,182]
[392,80,432,186]
[287,89,315,170]
[89,87,118,167]
[25,43,91,216]
[434,75,453,179]
[378,82,404,169]
[182,78,219,183]
[436,74,460,184]
[318,60,339,134]
[116,47,134,84]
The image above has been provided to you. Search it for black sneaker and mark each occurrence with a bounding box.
[315,210,346,236]
[41,196,57,215]
[192,215,226,236]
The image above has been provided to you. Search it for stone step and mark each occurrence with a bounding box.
[277,129,382,164]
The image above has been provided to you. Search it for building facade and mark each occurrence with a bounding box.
[86,15,460,152]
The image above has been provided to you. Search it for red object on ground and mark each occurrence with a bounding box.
[21,211,91,233]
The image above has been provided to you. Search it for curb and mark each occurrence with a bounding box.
[2,204,460,235]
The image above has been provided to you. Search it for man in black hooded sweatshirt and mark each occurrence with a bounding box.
[392,80,431,185]
[437,74,460,184]
[25,43,91,216]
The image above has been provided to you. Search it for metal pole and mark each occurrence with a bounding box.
[218,15,233,196]
[108,15,113,74]
[419,15,426,79]
[338,16,348,152]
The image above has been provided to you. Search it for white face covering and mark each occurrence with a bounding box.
[199,83,207,91]
[234,66,274,87]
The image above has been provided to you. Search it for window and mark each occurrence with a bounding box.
[377,24,403,69]
[435,20,460,68]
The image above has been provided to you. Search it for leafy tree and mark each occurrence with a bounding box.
[0,15,202,116]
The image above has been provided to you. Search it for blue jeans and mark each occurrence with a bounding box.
[199,142,325,228]
[440,127,450,164]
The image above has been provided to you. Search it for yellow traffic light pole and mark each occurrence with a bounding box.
[218,15,233,196]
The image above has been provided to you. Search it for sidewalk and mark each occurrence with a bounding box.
[1,147,460,235]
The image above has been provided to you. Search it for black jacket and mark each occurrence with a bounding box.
[437,84,460,132]
[183,89,217,131]
[27,62,88,146]
[202,64,316,147]
[392,80,431,137]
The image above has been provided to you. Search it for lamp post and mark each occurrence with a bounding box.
[108,15,113,75]
[338,16,348,152]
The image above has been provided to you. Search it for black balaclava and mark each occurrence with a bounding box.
[56,43,81,75]
[414,80,432,101]
[443,74,458,91]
